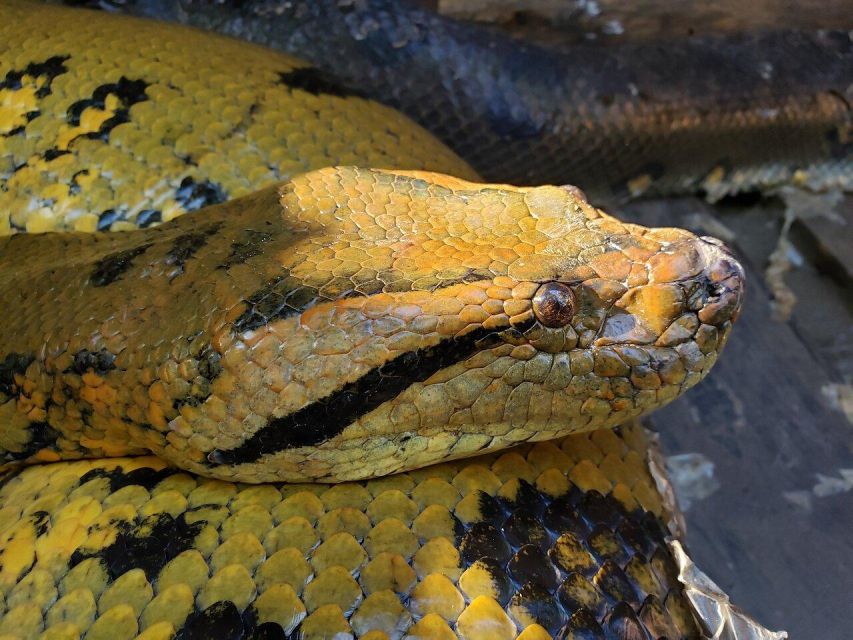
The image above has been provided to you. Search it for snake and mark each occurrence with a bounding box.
[0,2,754,638]
[107,0,853,200]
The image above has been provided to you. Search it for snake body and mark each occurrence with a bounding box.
[114,0,853,200]
[0,3,749,639]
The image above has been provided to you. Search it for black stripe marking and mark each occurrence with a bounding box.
[218,229,274,270]
[232,271,321,334]
[164,222,222,280]
[90,243,153,287]
[209,327,503,465]
[233,270,497,334]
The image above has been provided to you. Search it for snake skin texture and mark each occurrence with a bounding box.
[0,2,746,639]
[0,166,743,482]
[111,0,853,199]
[0,0,475,234]
[0,424,702,640]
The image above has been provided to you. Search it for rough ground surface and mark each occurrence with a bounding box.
[620,194,853,639]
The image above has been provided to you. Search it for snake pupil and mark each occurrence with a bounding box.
[532,282,576,328]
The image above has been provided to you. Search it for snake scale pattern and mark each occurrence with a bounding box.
[0,2,750,639]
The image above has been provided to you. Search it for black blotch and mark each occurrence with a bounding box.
[31,511,50,536]
[0,55,69,100]
[231,271,320,334]
[559,607,606,639]
[78,465,181,493]
[234,269,342,333]
[510,582,566,635]
[219,229,273,270]
[476,491,508,527]
[66,76,149,140]
[593,559,639,604]
[508,544,560,591]
[90,243,153,287]
[588,526,630,566]
[248,622,288,640]
[96,208,121,230]
[604,601,648,639]
[175,176,226,212]
[638,594,680,639]
[460,521,512,566]
[70,512,204,581]
[164,222,222,280]
[69,169,89,197]
[209,328,503,464]
[173,344,223,410]
[3,421,60,462]
[278,66,364,99]
[452,473,692,636]
[649,546,680,587]
[43,148,70,162]
[558,575,608,619]
[0,352,34,395]
[68,348,116,376]
[503,508,550,551]
[578,491,623,528]
[616,519,654,558]
[197,345,223,381]
[499,478,547,513]
[136,209,162,228]
[543,494,589,537]
[512,315,538,334]
[638,510,669,546]
[473,557,514,606]
[242,604,287,640]
[175,601,245,640]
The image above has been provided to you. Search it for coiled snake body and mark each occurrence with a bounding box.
[0,3,746,639]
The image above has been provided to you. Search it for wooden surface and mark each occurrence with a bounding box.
[620,195,853,638]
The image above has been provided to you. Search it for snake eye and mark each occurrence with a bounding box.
[532,282,576,328]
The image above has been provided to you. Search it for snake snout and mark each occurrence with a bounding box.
[694,236,745,326]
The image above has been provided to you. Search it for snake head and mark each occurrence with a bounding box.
[192,168,744,482]
[494,189,745,430]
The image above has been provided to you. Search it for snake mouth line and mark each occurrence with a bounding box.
[207,327,504,466]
